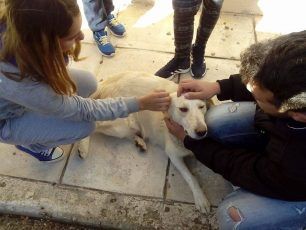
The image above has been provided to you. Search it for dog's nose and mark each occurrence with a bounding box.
[196,130,207,137]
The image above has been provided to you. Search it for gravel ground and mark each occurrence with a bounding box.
[0,215,98,230]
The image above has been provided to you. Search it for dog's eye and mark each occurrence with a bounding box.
[179,108,188,112]
[199,105,205,109]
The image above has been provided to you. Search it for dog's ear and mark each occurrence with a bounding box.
[206,98,215,109]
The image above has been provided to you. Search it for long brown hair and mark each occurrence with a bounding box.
[0,0,81,95]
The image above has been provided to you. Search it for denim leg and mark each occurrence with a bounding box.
[0,69,97,152]
[205,102,268,150]
[217,189,306,229]
[82,0,114,32]
[1,114,95,152]
[69,68,97,97]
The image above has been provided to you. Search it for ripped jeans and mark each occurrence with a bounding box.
[205,102,306,229]
[217,189,306,229]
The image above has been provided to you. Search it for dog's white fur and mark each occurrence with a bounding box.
[78,72,211,213]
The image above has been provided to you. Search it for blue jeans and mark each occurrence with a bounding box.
[82,0,114,32]
[205,102,306,229]
[0,69,97,153]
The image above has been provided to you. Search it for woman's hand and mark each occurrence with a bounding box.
[138,90,171,111]
[164,118,186,142]
[177,79,221,100]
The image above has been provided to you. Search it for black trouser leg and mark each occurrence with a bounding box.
[173,0,202,59]
[194,0,223,49]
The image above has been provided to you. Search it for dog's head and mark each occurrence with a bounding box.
[166,92,211,139]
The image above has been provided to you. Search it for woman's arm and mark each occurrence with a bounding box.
[0,73,169,121]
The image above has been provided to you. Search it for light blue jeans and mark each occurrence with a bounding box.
[82,0,114,32]
[205,102,306,229]
[0,69,97,153]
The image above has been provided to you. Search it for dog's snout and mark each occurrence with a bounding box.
[195,130,207,137]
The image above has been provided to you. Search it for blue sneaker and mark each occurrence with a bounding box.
[93,30,115,57]
[107,14,126,37]
[15,145,65,163]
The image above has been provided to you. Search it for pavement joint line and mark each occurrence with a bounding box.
[162,159,171,203]
[252,16,258,44]
[79,43,242,62]
[222,11,262,17]
[59,144,75,184]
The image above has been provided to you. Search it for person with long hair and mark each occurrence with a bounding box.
[0,0,170,162]
[165,31,306,228]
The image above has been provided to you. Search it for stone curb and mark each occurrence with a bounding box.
[0,175,218,229]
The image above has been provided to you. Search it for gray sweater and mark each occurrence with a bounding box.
[0,62,139,122]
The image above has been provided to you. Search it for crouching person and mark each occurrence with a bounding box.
[165,31,306,228]
[0,0,170,162]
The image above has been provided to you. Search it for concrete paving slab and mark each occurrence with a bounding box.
[96,48,173,80]
[254,16,282,42]
[205,13,255,60]
[0,143,71,183]
[222,0,262,15]
[254,3,306,42]
[107,1,174,53]
[80,0,175,54]
[62,133,168,198]
[0,175,218,229]
[166,156,233,206]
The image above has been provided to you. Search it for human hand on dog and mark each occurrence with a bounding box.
[177,79,220,100]
[138,90,171,111]
[164,118,186,142]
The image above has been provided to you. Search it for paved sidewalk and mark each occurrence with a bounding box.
[0,0,303,229]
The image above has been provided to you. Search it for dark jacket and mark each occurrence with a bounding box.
[184,74,306,201]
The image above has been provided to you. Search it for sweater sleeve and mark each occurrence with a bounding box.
[217,74,255,102]
[0,73,139,122]
[183,136,287,199]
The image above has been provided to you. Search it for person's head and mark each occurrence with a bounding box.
[0,0,84,95]
[240,31,306,122]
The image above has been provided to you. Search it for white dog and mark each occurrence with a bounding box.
[78,72,211,213]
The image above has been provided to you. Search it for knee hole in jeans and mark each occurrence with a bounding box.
[228,206,243,222]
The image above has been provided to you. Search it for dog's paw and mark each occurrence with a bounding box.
[78,147,88,159]
[194,193,211,214]
[134,136,147,152]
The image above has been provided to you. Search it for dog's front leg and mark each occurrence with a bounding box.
[165,141,210,213]
[77,136,90,159]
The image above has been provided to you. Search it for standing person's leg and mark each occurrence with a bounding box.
[155,0,202,78]
[191,0,223,79]
[103,0,126,37]
[0,69,97,161]
[217,189,306,229]
[82,0,106,32]
[205,102,268,149]
[82,0,115,56]
[102,0,114,16]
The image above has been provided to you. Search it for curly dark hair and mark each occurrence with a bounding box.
[254,30,306,105]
